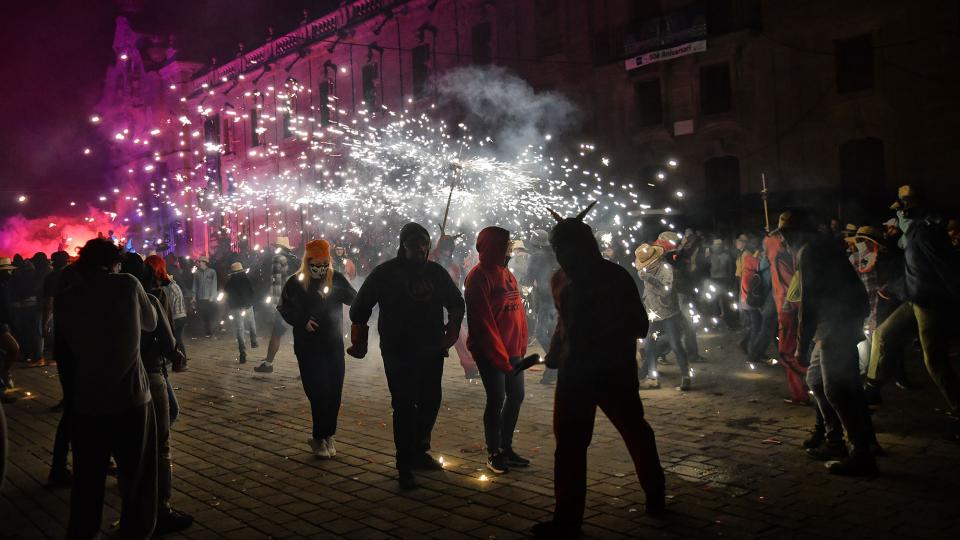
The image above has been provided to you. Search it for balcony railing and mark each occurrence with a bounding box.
[189,0,404,96]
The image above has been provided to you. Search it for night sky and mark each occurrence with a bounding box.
[0,0,335,218]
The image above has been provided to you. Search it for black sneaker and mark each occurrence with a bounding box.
[253,362,274,373]
[238,354,247,364]
[802,430,825,449]
[413,452,443,471]
[826,454,878,476]
[646,491,666,516]
[251,340,259,349]
[157,508,194,533]
[805,441,848,461]
[501,449,530,468]
[678,376,692,391]
[531,520,582,539]
[486,453,510,474]
[46,467,73,489]
[398,469,417,490]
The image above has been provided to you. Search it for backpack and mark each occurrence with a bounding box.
[742,250,766,308]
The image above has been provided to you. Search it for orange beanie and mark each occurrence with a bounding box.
[304,239,331,261]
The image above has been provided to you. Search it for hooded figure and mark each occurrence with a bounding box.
[532,205,665,539]
[464,227,529,474]
[278,239,357,458]
[348,222,465,490]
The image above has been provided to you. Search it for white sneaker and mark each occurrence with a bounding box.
[325,436,337,457]
[308,438,331,458]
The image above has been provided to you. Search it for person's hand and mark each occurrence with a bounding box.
[305,319,319,332]
[346,324,368,358]
[441,323,459,350]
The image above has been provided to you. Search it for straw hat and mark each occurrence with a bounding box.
[635,243,664,270]
[890,184,915,210]
[852,226,882,244]
[0,257,15,271]
[229,262,244,273]
[275,236,291,249]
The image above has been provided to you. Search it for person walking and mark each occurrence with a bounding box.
[464,227,530,475]
[55,238,159,539]
[223,262,258,364]
[191,256,218,337]
[278,240,356,457]
[635,243,691,391]
[532,205,665,538]
[348,223,465,490]
[254,245,294,373]
[767,216,808,404]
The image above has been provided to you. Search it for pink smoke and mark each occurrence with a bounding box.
[0,211,128,257]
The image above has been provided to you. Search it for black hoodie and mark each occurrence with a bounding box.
[350,222,465,358]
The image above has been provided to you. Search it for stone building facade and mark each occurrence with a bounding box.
[98,0,960,253]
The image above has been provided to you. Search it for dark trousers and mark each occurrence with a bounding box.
[295,342,345,440]
[148,374,172,514]
[68,403,158,540]
[677,293,701,359]
[804,327,875,456]
[553,377,665,524]
[640,315,689,378]
[13,305,42,361]
[476,356,525,454]
[52,359,72,472]
[172,318,187,360]
[383,354,443,471]
[197,300,217,335]
[748,294,777,361]
[739,307,762,353]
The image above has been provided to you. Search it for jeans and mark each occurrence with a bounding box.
[68,403,158,540]
[739,307,762,353]
[553,375,664,524]
[868,301,957,411]
[804,325,875,456]
[640,315,689,379]
[383,353,443,471]
[230,307,257,355]
[476,356,525,454]
[295,341,345,440]
[148,373,172,514]
[748,294,778,361]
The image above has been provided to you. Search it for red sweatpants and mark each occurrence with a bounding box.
[778,310,808,402]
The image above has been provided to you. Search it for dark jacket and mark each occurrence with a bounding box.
[278,271,356,352]
[894,217,959,308]
[223,271,255,309]
[141,292,177,374]
[350,223,465,358]
[796,234,869,363]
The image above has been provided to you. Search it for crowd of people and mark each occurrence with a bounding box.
[0,184,957,538]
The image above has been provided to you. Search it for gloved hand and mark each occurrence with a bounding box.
[441,323,459,350]
[510,354,542,373]
[346,324,368,358]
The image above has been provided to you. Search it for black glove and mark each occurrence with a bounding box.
[509,354,542,373]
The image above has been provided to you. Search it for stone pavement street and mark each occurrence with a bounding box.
[2,323,959,539]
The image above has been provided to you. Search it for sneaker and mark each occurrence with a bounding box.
[309,438,331,458]
[253,362,274,373]
[486,453,510,474]
[802,430,825,449]
[502,449,530,468]
[678,376,691,391]
[156,508,194,533]
[646,491,666,516]
[251,340,259,349]
[826,454,878,476]
[413,452,443,471]
[399,469,417,490]
[531,520,582,539]
[639,377,661,390]
[805,440,849,461]
[46,467,73,489]
[325,436,337,457]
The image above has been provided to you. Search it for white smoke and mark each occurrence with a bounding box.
[435,65,580,157]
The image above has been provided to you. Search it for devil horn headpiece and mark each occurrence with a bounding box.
[576,201,598,221]
[548,208,563,223]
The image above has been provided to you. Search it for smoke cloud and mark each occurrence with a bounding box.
[435,65,580,156]
[0,211,127,257]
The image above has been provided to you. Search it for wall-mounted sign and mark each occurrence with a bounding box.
[626,39,707,70]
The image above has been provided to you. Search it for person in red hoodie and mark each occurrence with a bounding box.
[465,227,530,474]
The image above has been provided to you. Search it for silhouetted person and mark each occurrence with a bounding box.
[191,256,218,337]
[465,227,530,474]
[348,223,465,490]
[223,262,257,363]
[533,205,665,538]
[56,239,159,539]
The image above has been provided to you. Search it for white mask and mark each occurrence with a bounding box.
[309,263,329,279]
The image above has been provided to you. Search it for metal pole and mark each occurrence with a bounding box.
[761,173,771,232]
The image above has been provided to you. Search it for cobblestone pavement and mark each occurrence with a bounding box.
[2,321,959,539]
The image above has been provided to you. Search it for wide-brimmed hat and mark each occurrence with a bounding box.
[849,226,882,244]
[511,239,527,252]
[842,223,858,237]
[229,262,244,273]
[0,257,14,271]
[635,243,664,270]
[890,185,916,210]
[275,236,291,249]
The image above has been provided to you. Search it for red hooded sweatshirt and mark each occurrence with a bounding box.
[465,227,528,373]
